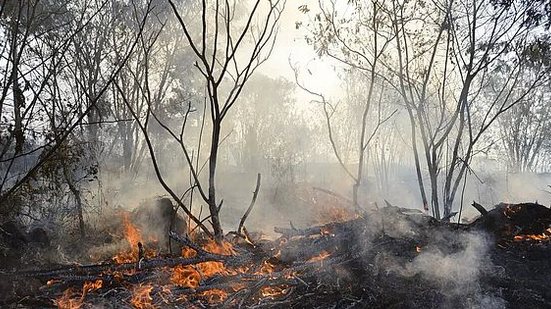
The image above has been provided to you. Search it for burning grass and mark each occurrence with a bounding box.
[3,202,551,308]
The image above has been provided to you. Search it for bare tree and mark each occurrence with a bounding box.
[0,0,153,224]
[294,0,397,209]
[161,0,285,240]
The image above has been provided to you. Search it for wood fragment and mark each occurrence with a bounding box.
[472,201,489,216]
[238,173,262,236]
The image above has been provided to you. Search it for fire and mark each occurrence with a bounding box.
[113,212,158,264]
[199,289,228,303]
[320,226,334,236]
[513,228,551,242]
[307,250,331,262]
[123,212,142,248]
[55,289,83,309]
[171,239,237,291]
[194,240,235,277]
[416,246,422,253]
[260,260,276,274]
[131,284,155,309]
[171,265,201,288]
[83,280,103,293]
[260,286,289,298]
[55,280,103,309]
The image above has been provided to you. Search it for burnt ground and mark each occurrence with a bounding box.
[1,202,550,308]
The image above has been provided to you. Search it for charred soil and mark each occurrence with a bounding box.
[1,202,550,308]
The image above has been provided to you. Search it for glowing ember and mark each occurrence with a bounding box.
[83,280,103,293]
[131,284,154,309]
[171,265,201,288]
[320,226,334,236]
[112,212,158,263]
[260,286,289,298]
[194,240,235,277]
[55,288,83,309]
[200,289,228,303]
[416,246,422,253]
[307,250,331,262]
[260,260,276,274]
[55,280,103,309]
[513,228,551,242]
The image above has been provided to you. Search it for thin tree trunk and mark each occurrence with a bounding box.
[209,120,223,240]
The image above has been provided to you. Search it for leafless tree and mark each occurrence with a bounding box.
[160,0,286,240]
[389,0,550,218]
[0,0,153,226]
[294,0,397,209]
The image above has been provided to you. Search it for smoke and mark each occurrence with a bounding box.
[377,229,507,308]
[407,232,489,288]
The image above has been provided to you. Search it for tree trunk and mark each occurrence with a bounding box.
[63,164,85,239]
[209,120,223,240]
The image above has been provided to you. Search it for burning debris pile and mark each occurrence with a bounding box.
[1,202,551,308]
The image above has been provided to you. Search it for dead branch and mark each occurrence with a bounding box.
[472,201,489,216]
[238,173,262,235]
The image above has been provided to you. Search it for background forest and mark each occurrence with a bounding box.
[1,0,551,242]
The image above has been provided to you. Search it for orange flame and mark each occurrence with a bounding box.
[260,286,289,298]
[513,228,551,242]
[260,260,276,274]
[55,280,103,309]
[55,288,83,309]
[307,250,331,262]
[113,213,159,264]
[131,284,155,309]
[200,289,228,303]
[171,265,201,289]
[181,240,236,278]
[83,280,103,293]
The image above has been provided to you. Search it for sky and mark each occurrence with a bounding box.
[258,3,343,101]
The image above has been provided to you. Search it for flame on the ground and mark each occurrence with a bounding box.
[55,288,83,309]
[513,228,551,242]
[197,240,235,277]
[83,280,103,293]
[416,246,422,253]
[113,212,158,263]
[307,250,331,262]
[200,289,228,303]
[260,260,276,274]
[171,239,237,291]
[55,280,102,309]
[131,283,155,309]
[171,265,201,288]
[260,286,289,298]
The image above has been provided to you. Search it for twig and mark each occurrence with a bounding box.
[238,173,262,235]
[471,201,489,216]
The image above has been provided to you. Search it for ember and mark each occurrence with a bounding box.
[307,250,331,262]
[171,265,200,288]
[113,213,158,264]
[131,284,154,309]
[260,285,290,298]
[199,289,228,303]
[4,202,551,308]
[513,228,551,242]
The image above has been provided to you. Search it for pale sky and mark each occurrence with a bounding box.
[259,3,343,101]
